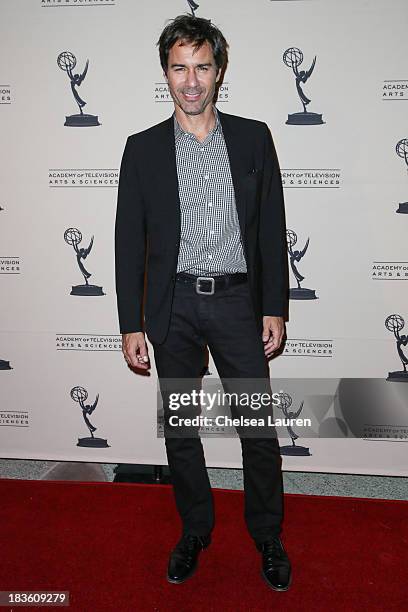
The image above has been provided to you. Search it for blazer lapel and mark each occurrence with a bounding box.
[217,109,248,241]
[156,115,182,243]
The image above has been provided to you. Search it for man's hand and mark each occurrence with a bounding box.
[262,316,285,358]
[122,332,151,370]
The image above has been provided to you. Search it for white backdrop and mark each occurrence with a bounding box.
[1,0,407,475]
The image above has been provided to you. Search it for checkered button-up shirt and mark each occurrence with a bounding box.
[174,105,247,276]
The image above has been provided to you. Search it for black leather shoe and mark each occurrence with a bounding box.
[257,536,292,591]
[167,534,211,584]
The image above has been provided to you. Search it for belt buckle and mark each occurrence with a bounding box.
[196,276,215,295]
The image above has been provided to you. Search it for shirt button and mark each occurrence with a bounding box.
[210,230,214,234]
[204,175,209,180]
[208,254,212,259]
[208,202,212,207]
[200,147,204,152]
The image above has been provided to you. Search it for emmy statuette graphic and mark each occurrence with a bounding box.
[395,139,408,214]
[187,0,199,16]
[64,228,105,296]
[70,386,110,448]
[385,314,408,382]
[0,359,12,370]
[57,51,101,127]
[287,229,317,299]
[283,47,324,125]
[277,392,311,456]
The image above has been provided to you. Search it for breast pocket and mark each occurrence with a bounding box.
[242,170,262,198]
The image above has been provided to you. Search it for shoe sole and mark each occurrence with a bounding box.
[261,568,292,592]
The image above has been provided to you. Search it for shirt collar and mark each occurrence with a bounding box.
[173,105,220,144]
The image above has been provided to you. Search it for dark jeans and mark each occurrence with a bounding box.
[149,275,284,544]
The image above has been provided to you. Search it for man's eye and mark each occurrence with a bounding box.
[198,66,208,71]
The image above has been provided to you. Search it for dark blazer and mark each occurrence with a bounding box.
[114,108,289,345]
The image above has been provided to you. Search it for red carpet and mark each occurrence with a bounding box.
[0,479,407,611]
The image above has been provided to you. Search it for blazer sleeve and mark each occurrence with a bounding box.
[258,123,289,317]
[114,136,146,334]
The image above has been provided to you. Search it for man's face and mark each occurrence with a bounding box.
[165,39,221,116]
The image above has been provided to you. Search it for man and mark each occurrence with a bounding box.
[114,14,291,591]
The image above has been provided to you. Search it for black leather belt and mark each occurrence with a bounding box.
[175,271,247,295]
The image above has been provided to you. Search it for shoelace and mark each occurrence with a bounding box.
[173,535,204,560]
[263,537,286,561]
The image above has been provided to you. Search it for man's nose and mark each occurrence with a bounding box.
[185,69,199,87]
